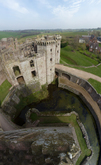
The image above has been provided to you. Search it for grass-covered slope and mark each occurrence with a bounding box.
[61,46,98,66]
[0,80,12,105]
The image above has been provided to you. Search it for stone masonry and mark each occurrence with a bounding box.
[0,35,61,87]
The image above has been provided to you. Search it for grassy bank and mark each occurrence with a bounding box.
[30,112,91,165]
[88,78,101,94]
[0,80,12,106]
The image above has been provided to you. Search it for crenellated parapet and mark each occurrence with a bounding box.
[36,35,61,46]
[36,40,55,46]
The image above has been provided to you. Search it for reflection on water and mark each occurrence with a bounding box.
[16,85,100,165]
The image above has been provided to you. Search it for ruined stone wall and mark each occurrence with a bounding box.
[0,56,6,85]
[0,35,61,87]
[2,83,40,118]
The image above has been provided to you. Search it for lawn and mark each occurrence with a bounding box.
[88,78,101,94]
[30,113,91,165]
[0,80,12,105]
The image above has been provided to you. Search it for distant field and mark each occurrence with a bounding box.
[0,30,42,40]
[0,31,24,39]
[0,30,88,40]
[60,31,88,38]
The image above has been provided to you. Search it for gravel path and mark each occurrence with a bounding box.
[55,64,101,82]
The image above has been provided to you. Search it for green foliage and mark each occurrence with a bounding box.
[99,43,101,47]
[0,80,12,105]
[61,41,68,48]
[30,113,38,121]
[88,78,101,94]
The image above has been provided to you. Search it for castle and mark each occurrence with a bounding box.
[0,35,61,87]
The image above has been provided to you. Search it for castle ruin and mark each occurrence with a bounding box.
[0,35,61,87]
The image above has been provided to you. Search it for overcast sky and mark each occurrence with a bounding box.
[0,0,101,30]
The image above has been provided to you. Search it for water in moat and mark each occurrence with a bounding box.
[15,84,100,165]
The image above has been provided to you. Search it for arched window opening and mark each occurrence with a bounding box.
[30,60,34,67]
[13,66,21,76]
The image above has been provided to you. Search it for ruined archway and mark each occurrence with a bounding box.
[17,76,25,84]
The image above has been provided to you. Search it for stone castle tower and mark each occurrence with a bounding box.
[0,35,61,87]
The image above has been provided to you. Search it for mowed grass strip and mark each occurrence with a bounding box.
[31,113,91,165]
[0,80,12,105]
[88,78,101,94]
[74,64,101,77]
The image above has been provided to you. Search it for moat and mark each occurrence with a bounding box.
[14,84,100,165]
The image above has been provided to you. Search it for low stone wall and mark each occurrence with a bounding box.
[55,68,101,110]
[77,120,93,165]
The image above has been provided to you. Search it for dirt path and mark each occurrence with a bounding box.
[0,113,17,131]
[55,64,101,82]
[59,77,101,126]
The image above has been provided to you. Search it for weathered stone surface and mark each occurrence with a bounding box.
[7,142,30,151]
[2,104,16,115]
[0,126,80,165]
[12,94,20,104]
[45,157,52,164]
[25,108,40,123]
